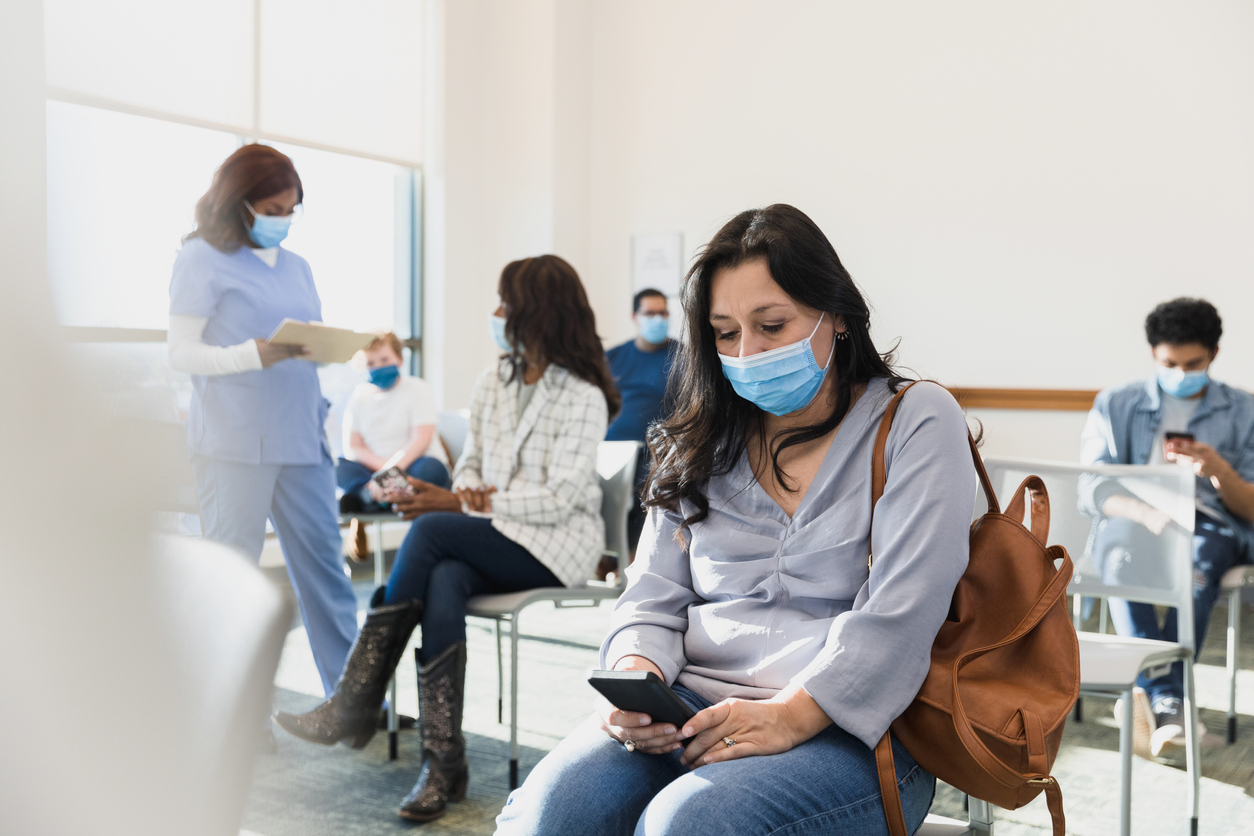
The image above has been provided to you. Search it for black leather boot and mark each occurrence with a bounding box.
[274,595,422,748]
[398,642,468,822]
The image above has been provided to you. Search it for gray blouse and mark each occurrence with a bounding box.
[600,379,977,750]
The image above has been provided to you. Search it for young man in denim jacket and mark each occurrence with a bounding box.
[1081,297,1254,760]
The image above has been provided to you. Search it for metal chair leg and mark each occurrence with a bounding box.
[1073,697,1083,723]
[509,609,520,790]
[388,672,399,760]
[1119,686,1133,836]
[1184,661,1200,836]
[368,518,383,586]
[1228,587,1240,744]
[374,519,397,758]
[496,618,505,724]
[968,796,994,834]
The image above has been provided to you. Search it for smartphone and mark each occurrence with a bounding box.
[1164,432,1194,442]
[588,670,695,728]
[372,465,416,497]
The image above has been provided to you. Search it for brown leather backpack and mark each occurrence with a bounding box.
[871,383,1079,836]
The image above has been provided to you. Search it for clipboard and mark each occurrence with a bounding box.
[267,319,377,364]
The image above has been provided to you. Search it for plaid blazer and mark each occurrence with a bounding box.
[453,360,608,588]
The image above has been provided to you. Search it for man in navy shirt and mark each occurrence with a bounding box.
[603,289,679,565]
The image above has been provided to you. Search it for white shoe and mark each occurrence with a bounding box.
[1148,697,1207,762]
[1112,688,1153,760]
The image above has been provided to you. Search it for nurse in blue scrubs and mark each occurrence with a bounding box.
[167,143,358,696]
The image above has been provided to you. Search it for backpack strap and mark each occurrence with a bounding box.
[868,381,998,568]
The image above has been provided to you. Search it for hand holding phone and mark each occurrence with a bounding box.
[590,669,693,756]
[589,670,695,727]
[372,465,416,499]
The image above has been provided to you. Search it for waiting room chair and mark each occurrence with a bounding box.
[466,440,642,789]
[918,795,995,834]
[985,458,1200,836]
[1220,564,1254,743]
[156,534,291,834]
[336,410,470,758]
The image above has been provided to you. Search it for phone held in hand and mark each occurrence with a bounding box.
[588,670,695,728]
[372,465,416,497]
[1164,431,1195,442]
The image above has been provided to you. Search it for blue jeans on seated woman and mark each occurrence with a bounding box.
[383,513,560,663]
[336,455,451,502]
[494,683,935,836]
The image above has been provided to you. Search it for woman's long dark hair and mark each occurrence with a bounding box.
[185,144,303,252]
[647,204,904,530]
[497,255,621,420]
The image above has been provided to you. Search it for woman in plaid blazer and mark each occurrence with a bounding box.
[276,255,621,823]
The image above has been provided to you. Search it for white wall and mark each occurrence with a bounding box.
[583,0,1254,387]
[428,1,1253,462]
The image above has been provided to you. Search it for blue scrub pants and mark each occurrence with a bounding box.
[495,684,935,836]
[192,456,359,696]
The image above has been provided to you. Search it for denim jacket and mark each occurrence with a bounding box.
[1080,376,1254,547]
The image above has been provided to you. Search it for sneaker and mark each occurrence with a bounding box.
[1113,687,1154,760]
[1149,697,1207,762]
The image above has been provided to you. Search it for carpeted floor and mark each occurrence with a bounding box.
[240,566,1254,836]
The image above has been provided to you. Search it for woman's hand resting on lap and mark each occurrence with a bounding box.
[596,656,685,756]
[391,479,462,519]
[678,683,833,768]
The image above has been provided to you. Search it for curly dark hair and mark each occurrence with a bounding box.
[497,255,621,421]
[645,204,906,531]
[1144,298,1223,350]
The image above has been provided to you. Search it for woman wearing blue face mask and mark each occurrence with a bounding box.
[496,205,976,836]
[167,144,359,706]
[277,255,621,823]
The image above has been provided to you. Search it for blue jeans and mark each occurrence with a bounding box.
[1096,513,1247,706]
[336,455,450,498]
[495,684,935,836]
[383,513,560,662]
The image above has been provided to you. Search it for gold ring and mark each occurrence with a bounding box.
[723,736,737,747]
[624,739,636,752]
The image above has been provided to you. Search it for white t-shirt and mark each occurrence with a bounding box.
[343,376,447,466]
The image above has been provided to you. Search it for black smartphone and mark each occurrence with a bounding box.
[588,670,695,727]
[1164,432,1194,442]
[372,465,416,497]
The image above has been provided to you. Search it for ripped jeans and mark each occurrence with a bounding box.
[1096,513,1247,707]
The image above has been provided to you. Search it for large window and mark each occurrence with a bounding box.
[48,100,421,462]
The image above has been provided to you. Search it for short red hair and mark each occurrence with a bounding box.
[365,332,405,359]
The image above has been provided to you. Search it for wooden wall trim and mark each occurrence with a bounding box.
[947,388,1099,412]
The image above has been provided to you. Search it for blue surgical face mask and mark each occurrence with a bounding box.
[1157,366,1209,399]
[718,313,835,417]
[368,364,400,389]
[245,201,293,248]
[639,314,670,345]
[490,314,513,352]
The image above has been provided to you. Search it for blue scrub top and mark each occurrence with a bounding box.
[169,237,330,466]
[604,339,677,442]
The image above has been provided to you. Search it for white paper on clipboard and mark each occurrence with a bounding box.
[267,319,376,364]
